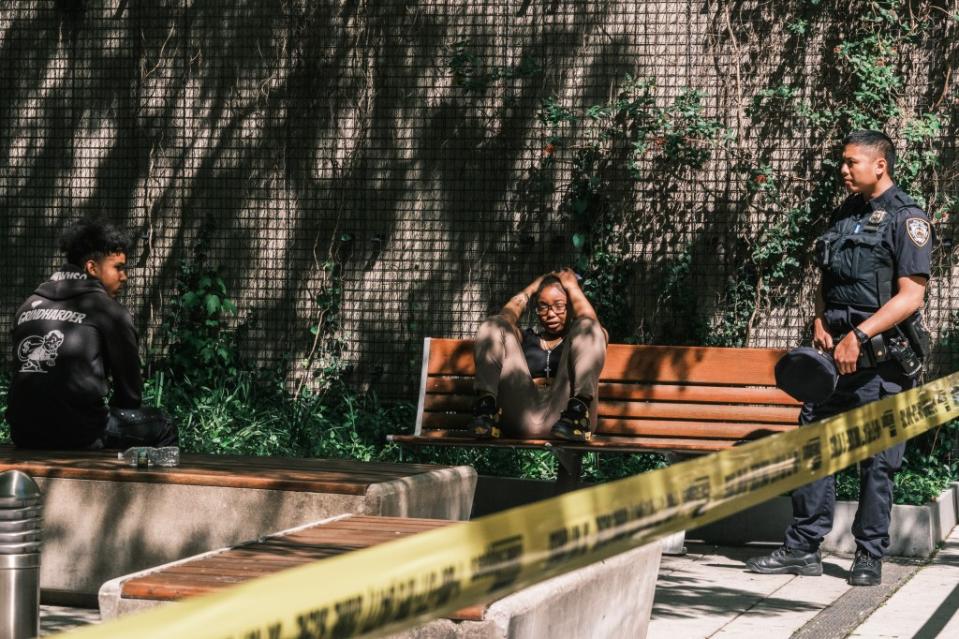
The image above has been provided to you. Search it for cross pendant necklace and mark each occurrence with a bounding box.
[540,335,563,381]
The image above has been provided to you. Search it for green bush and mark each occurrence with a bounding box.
[835,420,959,505]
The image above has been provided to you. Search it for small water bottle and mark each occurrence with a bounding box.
[118,446,180,468]
[118,447,152,468]
[150,446,180,468]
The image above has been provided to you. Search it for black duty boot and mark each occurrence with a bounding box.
[745,546,822,576]
[848,550,882,586]
[469,395,501,439]
[550,396,592,442]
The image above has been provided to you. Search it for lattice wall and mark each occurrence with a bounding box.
[1,1,957,399]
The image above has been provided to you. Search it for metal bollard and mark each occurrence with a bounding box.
[0,471,43,639]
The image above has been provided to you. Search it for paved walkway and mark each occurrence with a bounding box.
[39,606,100,636]
[650,526,959,639]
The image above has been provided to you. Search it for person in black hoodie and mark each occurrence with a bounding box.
[6,218,177,450]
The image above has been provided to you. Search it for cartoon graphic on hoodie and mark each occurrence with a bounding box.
[17,330,66,373]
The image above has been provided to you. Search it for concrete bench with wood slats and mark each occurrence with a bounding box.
[388,338,802,483]
[100,514,663,638]
[0,447,476,602]
[100,515,471,619]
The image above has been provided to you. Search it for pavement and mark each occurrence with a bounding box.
[33,526,959,638]
[650,525,959,639]
[39,606,101,636]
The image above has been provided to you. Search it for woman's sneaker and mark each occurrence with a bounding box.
[550,396,592,442]
[470,395,501,439]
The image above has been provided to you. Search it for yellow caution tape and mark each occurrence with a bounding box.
[55,372,959,639]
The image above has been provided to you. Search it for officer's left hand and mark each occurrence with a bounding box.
[833,333,860,375]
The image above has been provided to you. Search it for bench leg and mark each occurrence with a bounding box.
[660,453,691,555]
[552,449,585,493]
[660,530,687,555]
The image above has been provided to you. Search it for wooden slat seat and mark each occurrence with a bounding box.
[388,338,802,466]
[0,447,449,495]
[116,515,489,622]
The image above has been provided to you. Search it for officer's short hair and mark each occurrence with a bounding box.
[60,218,131,266]
[843,130,896,178]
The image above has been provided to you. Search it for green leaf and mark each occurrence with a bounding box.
[571,233,586,249]
[205,294,221,315]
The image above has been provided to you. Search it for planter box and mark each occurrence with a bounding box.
[690,482,959,558]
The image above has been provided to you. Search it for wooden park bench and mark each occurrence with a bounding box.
[0,447,476,602]
[388,338,803,486]
[100,513,663,637]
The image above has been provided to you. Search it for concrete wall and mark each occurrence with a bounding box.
[4,2,957,398]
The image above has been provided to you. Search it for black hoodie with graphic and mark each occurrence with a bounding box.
[6,264,142,448]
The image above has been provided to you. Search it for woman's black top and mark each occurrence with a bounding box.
[521,328,566,379]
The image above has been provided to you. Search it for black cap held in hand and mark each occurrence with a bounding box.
[774,347,839,404]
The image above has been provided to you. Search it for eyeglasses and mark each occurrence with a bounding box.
[536,302,568,315]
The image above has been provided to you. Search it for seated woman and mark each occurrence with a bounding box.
[471,268,608,442]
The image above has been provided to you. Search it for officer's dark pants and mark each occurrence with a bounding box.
[783,361,911,559]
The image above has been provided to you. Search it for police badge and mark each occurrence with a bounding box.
[906,217,931,247]
[869,209,887,224]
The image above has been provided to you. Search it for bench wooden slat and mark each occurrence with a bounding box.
[423,395,799,424]
[425,378,799,406]
[599,344,785,384]
[0,449,451,496]
[414,420,787,440]
[427,339,786,385]
[419,411,795,438]
[389,433,740,453]
[595,420,790,439]
[599,401,796,424]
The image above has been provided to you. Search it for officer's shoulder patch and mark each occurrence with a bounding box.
[905,217,931,247]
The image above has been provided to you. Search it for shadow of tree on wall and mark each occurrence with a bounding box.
[1,1,958,400]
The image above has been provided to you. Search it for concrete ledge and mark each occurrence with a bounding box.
[385,541,663,639]
[36,464,476,597]
[103,538,663,639]
[690,482,959,558]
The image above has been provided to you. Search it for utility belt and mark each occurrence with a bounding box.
[835,313,929,379]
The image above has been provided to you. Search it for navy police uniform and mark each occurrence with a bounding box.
[784,185,933,559]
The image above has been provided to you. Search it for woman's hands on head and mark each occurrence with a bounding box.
[551,268,581,292]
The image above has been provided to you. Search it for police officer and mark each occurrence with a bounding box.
[747,130,933,586]
[6,218,177,450]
